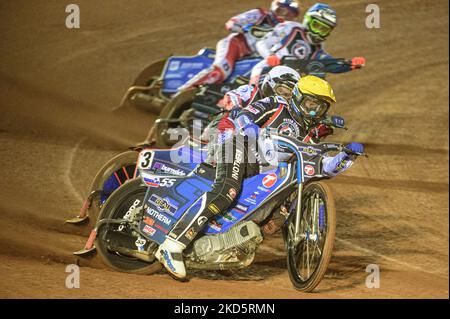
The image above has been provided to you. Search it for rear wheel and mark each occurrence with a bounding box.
[286,182,336,292]
[121,59,169,114]
[87,150,139,226]
[95,178,161,274]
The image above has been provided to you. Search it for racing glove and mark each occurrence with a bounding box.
[331,115,345,128]
[310,124,334,140]
[350,57,366,69]
[217,93,242,111]
[241,23,254,32]
[266,55,281,67]
[345,142,364,154]
[235,115,259,140]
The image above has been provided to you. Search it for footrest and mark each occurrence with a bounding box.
[65,215,89,224]
[73,246,96,256]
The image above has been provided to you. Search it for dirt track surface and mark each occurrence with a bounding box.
[0,0,448,298]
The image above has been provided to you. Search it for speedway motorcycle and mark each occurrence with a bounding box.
[66,116,347,228]
[117,25,274,114]
[118,33,363,118]
[86,132,365,292]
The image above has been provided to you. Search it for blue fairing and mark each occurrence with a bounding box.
[161,48,262,94]
[139,145,293,245]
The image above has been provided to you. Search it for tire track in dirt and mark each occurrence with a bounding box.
[333,175,449,193]
[63,137,87,203]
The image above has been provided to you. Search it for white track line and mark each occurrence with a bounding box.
[63,137,86,203]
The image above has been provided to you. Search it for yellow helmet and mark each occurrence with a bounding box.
[289,75,336,121]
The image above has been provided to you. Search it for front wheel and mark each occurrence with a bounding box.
[286,182,336,292]
[95,178,161,274]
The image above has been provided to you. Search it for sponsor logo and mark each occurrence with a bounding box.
[262,173,278,188]
[304,165,315,176]
[168,60,181,71]
[197,216,208,226]
[257,185,272,193]
[209,219,222,231]
[135,238,146,248]
[142,225,156,236]
[152,162,186,176]
[185,227,197,240]
[235,204,249,213]
[277,119,300,138]
[223,212,237,222]
[301,146,321,156]
[149,194,177,216]
[123,199,141,221]
[334,159,349,173]
[154,223,169,234]
[146,208,172,226]
[227,187,237,201]
[246,106,260,115]
[291,40,311,59]
[231,149,243,181]
[208,204,220,214]
[143,176,160,187]
[162,250,177,272]
[119,199,141,231]
[244,193,258,205]
[143,217,155,226]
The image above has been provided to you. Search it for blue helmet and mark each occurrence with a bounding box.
[303,3,337,43]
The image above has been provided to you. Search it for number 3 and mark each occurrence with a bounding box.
[139,151,152,168]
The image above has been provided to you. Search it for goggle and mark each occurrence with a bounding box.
[309,19,333,37]
[299,94,329,118]
[292,86,329,118]
[274,83,294,100]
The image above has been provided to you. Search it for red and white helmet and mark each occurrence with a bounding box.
[271,0,300,19]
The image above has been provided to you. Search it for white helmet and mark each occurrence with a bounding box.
[261,66,301,101]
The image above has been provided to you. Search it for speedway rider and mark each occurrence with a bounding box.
[177,0,301,91]
[204,65,345,145]
[202,65,301,143]
[249,3,366,84]
[155,75,364,280]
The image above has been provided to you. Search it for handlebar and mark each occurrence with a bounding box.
[339,146,369,158]
[319,117,348,131]
[264,130,368,158]
[281,56,352,74]
[280,56,365,75]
